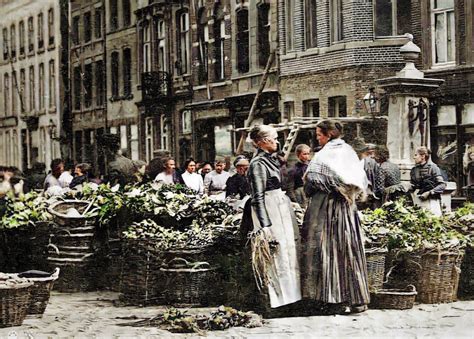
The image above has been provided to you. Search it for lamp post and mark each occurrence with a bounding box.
[363,87,379,117]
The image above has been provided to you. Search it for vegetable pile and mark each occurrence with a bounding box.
[361,199,472,253]
[0,192,52,230]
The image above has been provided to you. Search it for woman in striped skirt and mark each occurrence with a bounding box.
[301,120,370,314]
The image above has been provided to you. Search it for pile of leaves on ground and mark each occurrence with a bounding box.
[118,306,262,334]
[361,199,472,253]
[0,191,52,230]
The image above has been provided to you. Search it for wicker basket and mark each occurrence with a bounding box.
[0,282,33,328]
[48,200,98,228]
[365,247,388,291]
[417,251,464,304]
[159,257,217,306]
[119,239,163,306]
[370,285,417,310]
[26,268,60,317]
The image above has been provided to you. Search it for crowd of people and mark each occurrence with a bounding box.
[0,122,449,315]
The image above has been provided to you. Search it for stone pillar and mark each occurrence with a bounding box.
[377,36,444,180]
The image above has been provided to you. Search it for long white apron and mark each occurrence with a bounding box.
[251,189,302,308]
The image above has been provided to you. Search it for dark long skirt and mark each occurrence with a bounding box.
[301,191,370,306]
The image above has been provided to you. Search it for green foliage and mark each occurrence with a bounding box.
[361,199,472,253]
[0,191,52,230]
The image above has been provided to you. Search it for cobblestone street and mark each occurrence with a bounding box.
[0,291,472,338]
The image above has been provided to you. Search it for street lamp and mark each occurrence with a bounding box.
[363,87,379,117]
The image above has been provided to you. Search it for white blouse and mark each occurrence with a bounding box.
[181,171,204,194]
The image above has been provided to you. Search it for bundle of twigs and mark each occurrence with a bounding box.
[249,229,277,291]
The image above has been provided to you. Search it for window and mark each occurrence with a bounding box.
[38,13,44,49]
[257,3,270,68]
[120,125,127,150]
[160,115,169,150]
[431,0,455,65]
[123,48,132,97]
[28,17,34,52]
[111,51,119,97]
[328,96,347,117]
[2,28,8,60]
[130,124,139,160]
[84,63,92,108]
[330,0,344,42]
[95,60,104,106]
[374,0,411,37]
[29,66,35,112]
[145,117,154,162]
[305,0,317,48]
[11,71,17,115]
[197,8,208,84]
[213,3,225,80]
[84,12,92,43]
[73,66,81,110]
[236,9,249,73]
[303,99,320,117]
[142,22,151,72]
[182,110,191,133]
[74,130,83,162]
[39,63,44,110]
[3,74,9,115]
[19,21,25,56]
[176,11,189,75]
[10,24,16,59]
[48,8,54,45]
[156,19,166,71]
[285,0,294,51]
[19,69,25,114]
[72,16,80,45]
[110,0,118,31]
[123,0,131,27]
[49,60,55,108]
[283,101,294,120]
[94,8,102,38]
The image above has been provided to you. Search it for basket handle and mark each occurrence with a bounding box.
[190,261,211,270]
[165,257,191,268]
[164,257,211,270]
[406,284,417,293]
[51,267,60,280]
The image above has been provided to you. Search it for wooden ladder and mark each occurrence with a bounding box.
[281,125,300,161]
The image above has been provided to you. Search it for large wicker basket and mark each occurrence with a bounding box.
[365,247,388,291]
[417,251,464,304]
[0,282,33,328]
[159,257,217,306]
[48,200,98,228]
[370,285,417,310]
[26,268,60,317]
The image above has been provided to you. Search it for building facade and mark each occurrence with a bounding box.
[0,0,67,171]
[70,0,107,174]
[418,0,474,195]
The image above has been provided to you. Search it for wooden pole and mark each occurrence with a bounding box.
[235,50,276,154]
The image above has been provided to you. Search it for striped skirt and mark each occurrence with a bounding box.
[301,191,370,305]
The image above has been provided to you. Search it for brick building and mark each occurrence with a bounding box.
[417,0,474,195]
[70,0,107,174]
[0,0,68,171]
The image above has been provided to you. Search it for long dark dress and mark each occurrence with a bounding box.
[301,167,370,306]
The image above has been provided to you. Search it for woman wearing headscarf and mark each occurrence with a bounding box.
[302,120,370,314]
[248,125,301,309]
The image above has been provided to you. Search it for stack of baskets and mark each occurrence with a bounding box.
[0,277,32,328]
[48,200,98,292]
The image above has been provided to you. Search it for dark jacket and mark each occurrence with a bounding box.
[226,174,251,200]
[248,149,282,228]
[410,161,446,198]
[287,161,308,202]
